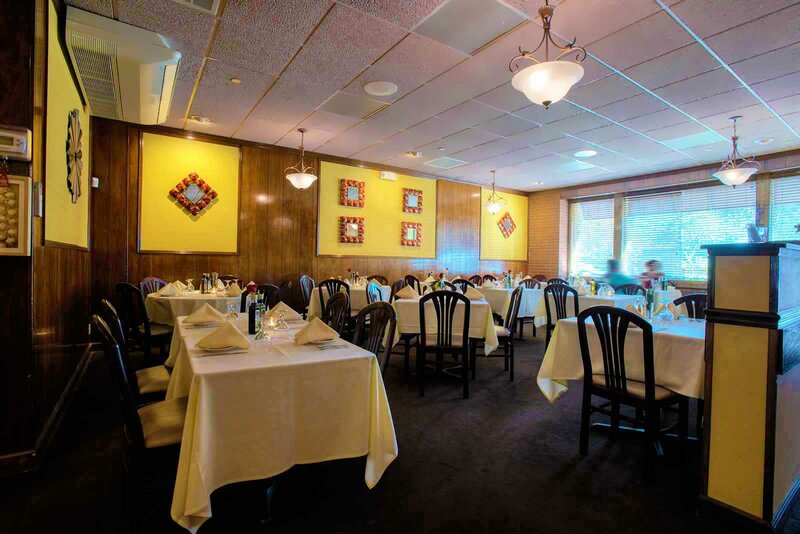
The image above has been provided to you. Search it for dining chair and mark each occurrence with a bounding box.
[365,281,384,304]
[614,283,646,296]
[441,280,457,291]
[240,283,282,312]
[299,274,316,318]
[317,278,350,316]
[468,274,483,285]
[547,277,568,285]
[474,286,523,382]
[543,283,579,349]
[482,274,497,283]
[532,274,547,282]
[115,282,172,364]
[100,299,170,403]
[673,293,707,319]
[515,279,540,340]
[519,279,540,289]
[353,302,397,376]
[322,291,351,336]
[140,276,166,297]
[576,306,689,479]
[367,274,389,286]
[417,290,472,399]
[404,274,423,295]
[389,278,408,302]
[387,278,418,378]
[218,274,240,285]
[451,278,475,293]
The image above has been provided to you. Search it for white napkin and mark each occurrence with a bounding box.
[577,284,588,296]
[265,301,303,321]
[481,280,496,288]
[423,276,435,284]
[521,275,531,281]
[625,304,645,318]
[158,283,180,296]
[654,302,681,320]
[196,321,250,350]
[294,317,339,345]
[667,285,676,290]
[215,279,226,291]
[225,283,243,296]
[185,303,225,325]
[465,287,485,301]
[395,285,419,299]
[174,280,187,290]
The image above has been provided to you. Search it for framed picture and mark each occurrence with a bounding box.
[403,188,423,213]
[339,216,365,243]
[0,176,32,256]
[401,222,422,247]
[497,212,516,238]
[339,179,365,207]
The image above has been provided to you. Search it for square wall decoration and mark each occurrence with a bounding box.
[401,222,422,247]
[497,212,516,238]
[339,179,365,207]
[339,216,365,243]
[402,188,423,213]
[169,172,218,216]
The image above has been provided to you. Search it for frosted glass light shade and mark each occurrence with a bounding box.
[713,167,757,186]
[486,199,505,214]
[511,60,584,108]
[286,172,318,189]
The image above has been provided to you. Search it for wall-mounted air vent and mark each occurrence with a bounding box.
[424,157,468,169]
[68,32,122,119]
[169,0,222,16]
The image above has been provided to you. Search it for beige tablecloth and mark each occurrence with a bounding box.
[537,317,706,402]
[167,314,397,532]
[533,293,640,327]
[476,287,542,318]
[307,284,391,319]
[391,297,498,355]
[145,291,240,326]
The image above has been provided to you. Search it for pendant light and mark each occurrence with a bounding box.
[285,128,317,189]
[713,116,760,187]
[508,0,586,109]
[485,171,506,215]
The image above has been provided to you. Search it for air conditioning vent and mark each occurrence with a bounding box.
[169,0,221,15]
[424,156,468,169]
[68,32,121,119]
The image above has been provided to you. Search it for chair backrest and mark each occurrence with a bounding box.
[366,281,384,304]
[468,275,483,285]
[260,284,281,308]
[504,286,524,330]
[322,291,350,334]
[404,275,423,294]
[92,314,146,451]
[440,280,457,292]
[614,283,646,296]
[544,283,579,326]
[451,278,475,293]
[390,278,407,302]
[367,274,389,286]
[353,302,397,375]
[547,277,568,285]
[99,298,142,399]
[317,278,350,315]
[115,282,149,341]
[674,293,708,319]
[482,274,497,283]
[299,275,316,307]
[218,274,239,284]
[532,274,547,282]
[519,279,540,289]
[576,306,656,401]
[140,276,166,296]
[418,290,470,348]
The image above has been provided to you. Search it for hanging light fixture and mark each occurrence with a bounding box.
[508,0,586,109]
[485,171,506,215]
[285,128,317,189]
[713,116,760,187]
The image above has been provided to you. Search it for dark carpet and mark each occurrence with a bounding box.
[2,333,797,533]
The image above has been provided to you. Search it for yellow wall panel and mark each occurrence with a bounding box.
[714,256,771,312]
[45,0,90,248]
[318,162,436,258]
[139,133,240,253]
[480,189,528,261]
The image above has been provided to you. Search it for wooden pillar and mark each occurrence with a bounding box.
[699,242,800,532]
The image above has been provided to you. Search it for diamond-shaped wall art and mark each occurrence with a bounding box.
[497,212,516,238]
[168,172,218,216]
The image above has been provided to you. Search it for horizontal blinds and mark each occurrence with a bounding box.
[622,182,756,280]
[769,175,800,240]
[569,198,614,277]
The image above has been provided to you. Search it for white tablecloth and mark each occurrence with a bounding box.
[537,317,706,402]
[307,284,391,319]
[476,287,542,318]
[391,297,499,355]
[533,293,640,327]
[145,291,240,326]
[166,314,397,532]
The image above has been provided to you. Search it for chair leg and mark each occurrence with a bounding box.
[403,339,411,380]
[695,398,704,438]
[517,318,523,340]
[509,339,515,382]
[462,347,469,399]
[678,398,689,461]
[545,326,552,350]
[579,389,591,456]
[470,341,476,381]
[644,407,661,482]
[416,345,425,397]
[610,401,620,436]
[532,322,536,339]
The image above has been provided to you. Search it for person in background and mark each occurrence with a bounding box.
[640,259,665,289]
[605,259,634,287]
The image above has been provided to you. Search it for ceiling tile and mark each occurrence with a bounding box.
[653,68,741,105]
[704,4,800,64]
[680,88,761,119]
[452,137,530,162]
[730,43,800,86]
[594,93,668,122]
[669,0,797,39]
[507,125,563,145]
[567,74,642,109]
[415,128,503,155]
[514,101,582,125]
[118,0,215,55]
[299,110,362,134]
[546,112,611,134]
[572,124,631,144]
[65,0,113,17]
[534,136,587,155]
[700,103,775,130]
[476,113,537,137]
[316,119,401,156]
[768,93,800,115]
[473,82,533,113]
[164,80,194,127]
[414,100,506,139]
[645,121,709,142]
[338,0,447,30]
[276,128,337,151]
[318,92,386,118]
[621,108,691,132]
[236,117,297,145]
[623,43,720,90]
[751,71,800,102]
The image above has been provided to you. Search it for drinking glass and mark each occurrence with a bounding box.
[186,278,194,292]
[276,310,290,335]
[226,301,238,323]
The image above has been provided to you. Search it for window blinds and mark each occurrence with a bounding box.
[568,198,614,277]
[769,175,800,241]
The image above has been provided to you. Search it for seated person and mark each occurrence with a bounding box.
[605,259,634,288]
[640,259,665,288]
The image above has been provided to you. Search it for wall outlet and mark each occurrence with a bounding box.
[91,177,100,188]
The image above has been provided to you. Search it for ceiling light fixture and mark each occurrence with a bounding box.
[531,181,544,185]
[573,149,597,158]
[364,81,398,97]
[713,116,760,187]
[229,77,241,84]
[285,128,317,190]
[406,150,421,158]
[485,170,506,215]
[508,0,586,109]
[189,114,210,124]
[754,137,774,145]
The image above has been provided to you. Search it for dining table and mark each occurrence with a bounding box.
[532,293,641,327]
[165,313,398,533]
[145,290,241,326]
[537,316,706,402]
[476,286,542,319]
[307,283,391,319]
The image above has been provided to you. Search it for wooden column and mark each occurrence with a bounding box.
[699,242,800,532]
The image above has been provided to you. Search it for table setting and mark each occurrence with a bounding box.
[307,277,391,319]
[145,279,245,326]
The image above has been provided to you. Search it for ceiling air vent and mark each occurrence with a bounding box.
[169,0,222,16]
[424,157,468,169]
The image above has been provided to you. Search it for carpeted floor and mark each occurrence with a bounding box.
[2,332,798,533]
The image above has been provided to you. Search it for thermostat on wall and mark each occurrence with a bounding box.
[0,126,32,161]
[379,171,397,181]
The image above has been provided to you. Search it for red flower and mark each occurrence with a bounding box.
[347,268,352,273]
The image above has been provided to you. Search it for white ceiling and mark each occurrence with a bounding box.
[67,0,800,191]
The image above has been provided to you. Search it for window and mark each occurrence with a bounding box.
[621,182,756,280]
[569,198,614,277]
[769,175,800,241]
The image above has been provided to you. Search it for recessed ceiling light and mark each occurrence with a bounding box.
[229,77,242,84]
[364,81,398,97]
[573,149,597,158]
[438,147,446,151]
[406,150,421,158]
[531,181,544,185]
[754,137,775,145]
[189,115,210,124]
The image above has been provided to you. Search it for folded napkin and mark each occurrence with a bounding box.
[465,287,485,301]
[173,280,187,290]
[185,303,225,325]
[481,280,496,288]
[158,282,180,296]
[225,283,243,296]
[423,276,435,284]
[265,301,303,321]
[625,304,645,318]
[654,303,681,320]
[577,284,589,296]
[522,275,531,281]
[294,317,339,345]
[667,285,676,291]
[197,321,250,350]
[215,279,226,291]
[395,285,419,299]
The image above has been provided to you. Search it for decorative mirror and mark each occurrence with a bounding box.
[401,222,422,247]
[346,222,360,237]
[403,188,423,213]
[497,212,516,238]
[169,172,218,216]
[339,216,364,243]
[339,179,365,207]
[66,109,83,204]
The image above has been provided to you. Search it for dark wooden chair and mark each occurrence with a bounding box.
[317,278,350,316]
[366,281,384,304]
[299,274,315,318]
[218,274,239,285]
[240,284,281,312]
[516,279,540,339]
[367,274,389,286]
[140,276,166,297]
[674,293,707,319]
[482,274,497,283]
[404,274,423,295]
[532,274,547,282]
[353,302,397,375]
[468,274,483,285]
[475,286,522,382]
[519,279,540,289]
[451,278,475,293]
[614,283,646,296]
[389,278,408,302]
[441,280,457,291]
[417,290,472,399]
[322,291,350,336]
[544,283,579,349]
[115,282,172,364]
[547,277,568,285]
[576,306,689,479]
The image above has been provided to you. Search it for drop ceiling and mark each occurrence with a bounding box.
[66,0,800,191]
